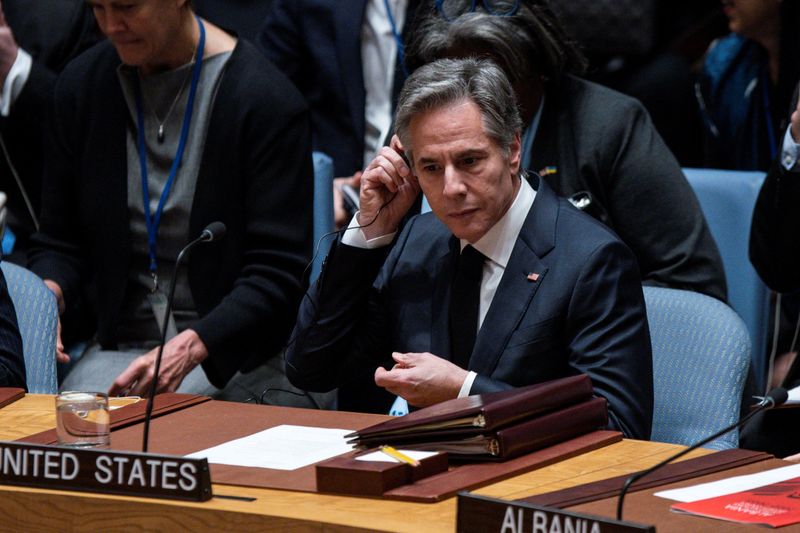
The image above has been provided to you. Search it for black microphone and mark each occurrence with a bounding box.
[142,222,227,453]
[616,387,789,521]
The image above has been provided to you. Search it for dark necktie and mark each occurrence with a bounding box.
[449,245,485,369]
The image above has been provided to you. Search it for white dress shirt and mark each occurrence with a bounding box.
[0,48,31,117]
[361,0,407,168]
[343,176,537,397]
[781,126,800,172]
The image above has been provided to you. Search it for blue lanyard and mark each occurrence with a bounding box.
[133,15,206,284]
[383,0,408,79]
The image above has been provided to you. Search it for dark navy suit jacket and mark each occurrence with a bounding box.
[287,178,654,440]
[258,0,417,177]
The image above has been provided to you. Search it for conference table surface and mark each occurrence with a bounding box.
[0,394,716,532]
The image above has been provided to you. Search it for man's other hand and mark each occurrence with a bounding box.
[374,352,468,407]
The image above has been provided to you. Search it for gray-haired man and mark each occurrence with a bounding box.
[286,58,653,439]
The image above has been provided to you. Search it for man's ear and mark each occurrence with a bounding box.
[508,132,522,174]
[391,134,413,173]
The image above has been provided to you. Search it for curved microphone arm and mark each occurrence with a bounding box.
[616,388,789,521]
[142,222,226,453]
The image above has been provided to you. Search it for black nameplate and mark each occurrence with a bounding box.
[0,441,212,502]
[457,493,654,533]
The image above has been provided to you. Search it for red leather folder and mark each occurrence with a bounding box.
[0,388,24,409]
[357,397,608,460]
[348,374,594,444]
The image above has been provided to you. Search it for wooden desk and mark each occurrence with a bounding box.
[0,395,713,532]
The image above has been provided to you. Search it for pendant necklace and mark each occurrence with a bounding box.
[149,42,198,144]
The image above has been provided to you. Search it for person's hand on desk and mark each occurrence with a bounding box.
[109,329,209,397]
[374,352,468,407]
[792,96,800,143]
[358,135,419,240]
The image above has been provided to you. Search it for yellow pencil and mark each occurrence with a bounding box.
[380,445,420,467]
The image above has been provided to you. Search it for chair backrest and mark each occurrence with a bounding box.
[683,167,770,392]
[312,151,335,282]
[1,262,58,393]
[645,286,750,450]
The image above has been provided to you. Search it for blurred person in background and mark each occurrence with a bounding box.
[259,0,420,228]
[697,0,800,170]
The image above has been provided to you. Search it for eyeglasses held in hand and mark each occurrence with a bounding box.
[436,0,520,22]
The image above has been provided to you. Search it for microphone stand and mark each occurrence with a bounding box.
[142,227,219,453]
[616,390,788,521]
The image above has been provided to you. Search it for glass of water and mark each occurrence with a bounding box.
[56,391,111,448]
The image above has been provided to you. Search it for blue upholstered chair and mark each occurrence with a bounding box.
[683,168,770,392]
[312,151,335,282]
[1,262,58,394]
[644,286,750,450]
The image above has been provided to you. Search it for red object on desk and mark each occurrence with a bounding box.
[672,476,800,528]
[0,388,24,409]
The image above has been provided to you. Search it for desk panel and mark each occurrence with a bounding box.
[0,394,726,532]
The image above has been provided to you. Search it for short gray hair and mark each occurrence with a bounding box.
[395,57,522,165]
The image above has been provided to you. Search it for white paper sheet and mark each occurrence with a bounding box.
[787,385,800,404]
[655,463,800,503]
[186,424,355,470]
[355,450,439,463]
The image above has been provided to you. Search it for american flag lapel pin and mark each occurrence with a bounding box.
[527,272,540,282]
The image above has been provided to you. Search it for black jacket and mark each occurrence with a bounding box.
[530,75,727,302]
[750,158,800,293]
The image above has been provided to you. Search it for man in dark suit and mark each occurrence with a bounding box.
[258,0,417,177]
[0,0,96,261]
[750,85,800,294]
[287,58,653,439]
[258,0,419,226]
[741,84,800,459]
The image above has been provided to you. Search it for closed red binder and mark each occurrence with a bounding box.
[356,397,608,460]
[347,374,594,444]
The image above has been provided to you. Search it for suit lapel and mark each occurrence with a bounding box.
[430,235,460,359]
[469,178,559,376]
[334,2,368,148]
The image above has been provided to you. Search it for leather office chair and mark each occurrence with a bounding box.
[644,286,750,450]
[1,262,58,393]
[312,151,335,282]
[683,167,770,393]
